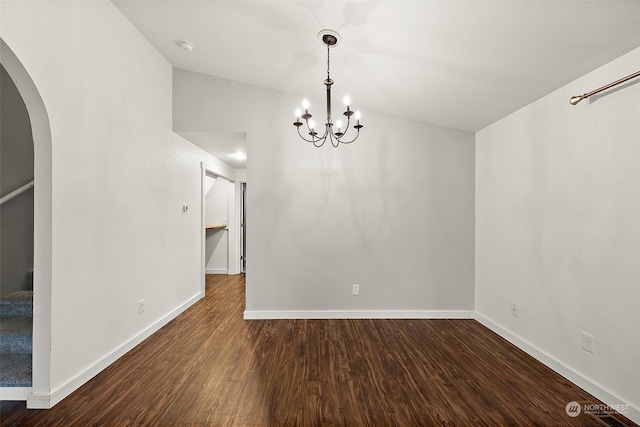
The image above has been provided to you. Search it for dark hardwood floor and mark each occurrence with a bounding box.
[1,275,635,426]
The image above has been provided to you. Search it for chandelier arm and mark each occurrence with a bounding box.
[316,123,329,141]
[328,125,359,145]
[298,121,332,147]
[314,139,327,148]
[327,132,340,148]
[333,114,352,141]
[336,131,360,144]
[303,117,326,141]
[336,112,363,144]
[312,128,329,147]
[303,118,314,135]
[296,126,322,144]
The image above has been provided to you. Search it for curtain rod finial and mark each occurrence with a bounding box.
[569,95,584,105]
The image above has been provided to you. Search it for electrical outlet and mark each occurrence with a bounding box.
[138,299,145,315]
[510,302,519,317]
[352,284,360,295]
[582,332,595,354]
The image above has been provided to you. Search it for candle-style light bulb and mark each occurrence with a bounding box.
[336,119,343,130]
[295,108,301,119]
[353,110,363,130]
[343,95,350,107]
[302,99,310,110]
[308,120,315,130]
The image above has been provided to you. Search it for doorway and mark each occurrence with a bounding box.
[203,172,232,275]
[200,163,242,295]
[1,38,54,407]
[0,61,34,398]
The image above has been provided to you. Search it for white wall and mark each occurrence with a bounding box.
[476,46,640,421]
[0,1,232,407]
[174,68,476,318]
[206,176,231,226]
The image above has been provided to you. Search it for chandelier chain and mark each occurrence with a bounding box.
[326,45,331,81]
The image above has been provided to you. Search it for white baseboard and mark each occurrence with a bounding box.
[25,391,49,409]
[28,291,204,409]
[19,300,636,425]
[0,387,32,401]
[205,268,228,274]
[474,313,640,425]
[244,309,474,320]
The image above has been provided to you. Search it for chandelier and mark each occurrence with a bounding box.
[293,29,363,147]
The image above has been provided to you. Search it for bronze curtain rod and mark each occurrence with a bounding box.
[570,70,640,105]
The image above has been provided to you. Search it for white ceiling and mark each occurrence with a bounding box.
[114,0,640,162]
[177,131,247,168]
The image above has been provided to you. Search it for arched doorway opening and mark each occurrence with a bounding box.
[0,38,53,408]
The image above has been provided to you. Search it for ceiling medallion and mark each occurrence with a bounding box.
[293,29,363,147]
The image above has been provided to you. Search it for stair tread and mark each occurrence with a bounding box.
[0,353,32,387]
[0,317,33,333]
[0,292,33,388]
[0,291,33,319]
[0,290,33,303]
[0,318,32,354]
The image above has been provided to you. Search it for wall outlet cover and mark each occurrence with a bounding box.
[582,332,595,354]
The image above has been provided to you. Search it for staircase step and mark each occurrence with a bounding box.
[0,353,32,387]
[0,291,33,318]
[0,317,32,354]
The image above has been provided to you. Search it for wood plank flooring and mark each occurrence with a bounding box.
[1,275,635,426]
